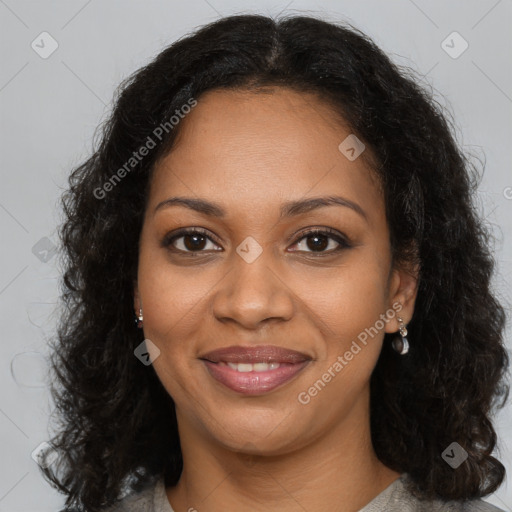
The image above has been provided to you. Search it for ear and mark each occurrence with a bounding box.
[133,279,140,313]
[384,259,420,334]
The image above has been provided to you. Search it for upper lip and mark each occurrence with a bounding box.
[199,345,311,364]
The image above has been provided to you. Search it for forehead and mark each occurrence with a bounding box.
[148,87,383,223]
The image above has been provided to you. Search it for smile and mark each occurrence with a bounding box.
[220,361,282,372]
[202,360,310,395]
[199,345,311,395]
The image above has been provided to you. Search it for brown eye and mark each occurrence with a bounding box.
[163,228,222,253]
[304,233,329,251]
[182,233,208,251]
[290,228,351,254]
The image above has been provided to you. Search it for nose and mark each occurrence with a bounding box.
[212,251,294,330]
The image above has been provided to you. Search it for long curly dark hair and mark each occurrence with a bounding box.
[41,13,510,511]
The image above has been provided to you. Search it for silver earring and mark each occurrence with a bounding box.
[392,316,409,355]
[135,308,143,328]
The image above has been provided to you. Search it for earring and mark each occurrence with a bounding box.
[392,316,409,355]
[135,308,143,328]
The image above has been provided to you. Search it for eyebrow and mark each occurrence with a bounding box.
[153,195,368,222]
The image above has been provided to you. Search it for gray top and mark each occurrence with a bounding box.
[104,473,505,511]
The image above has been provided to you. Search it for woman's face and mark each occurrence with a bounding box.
[135,87,417,455]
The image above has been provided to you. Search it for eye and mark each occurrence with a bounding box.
[162,228,222,254]
[289,228,351,255]
[162,227,351,256]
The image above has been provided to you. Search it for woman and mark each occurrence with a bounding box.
[42,13,509,512]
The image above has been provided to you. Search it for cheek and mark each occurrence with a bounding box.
[136,270,206,405]
[137,247,214,340]
[294,260,389,344]
[298,268,388,405]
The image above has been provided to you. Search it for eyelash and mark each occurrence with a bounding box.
[162,227,351,256]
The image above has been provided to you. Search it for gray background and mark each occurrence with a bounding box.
[0,0,511,510]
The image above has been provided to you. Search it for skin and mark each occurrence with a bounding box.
[134,87,419,512]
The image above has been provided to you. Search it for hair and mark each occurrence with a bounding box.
[42,13,510,511]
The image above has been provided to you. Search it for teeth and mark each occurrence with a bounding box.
[230,363,253,372]
[225,362,281,372]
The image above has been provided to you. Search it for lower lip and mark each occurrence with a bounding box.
[202,360,310,395]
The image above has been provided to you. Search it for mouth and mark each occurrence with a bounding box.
[199,345,312,395]
[200,345,311,364]
[216,361,285,371]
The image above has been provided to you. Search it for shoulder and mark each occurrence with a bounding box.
[375,474,506,512]
[101,477,160,512]
[419,498,506,511]
[461,501,507,511]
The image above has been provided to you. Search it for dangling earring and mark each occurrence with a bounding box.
[392,316,409,355]
[135,308,143,328]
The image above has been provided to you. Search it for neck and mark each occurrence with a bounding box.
[166,391,401,512]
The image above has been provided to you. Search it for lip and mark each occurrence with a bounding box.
[200,345,311,364]
[199,345,312,395]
